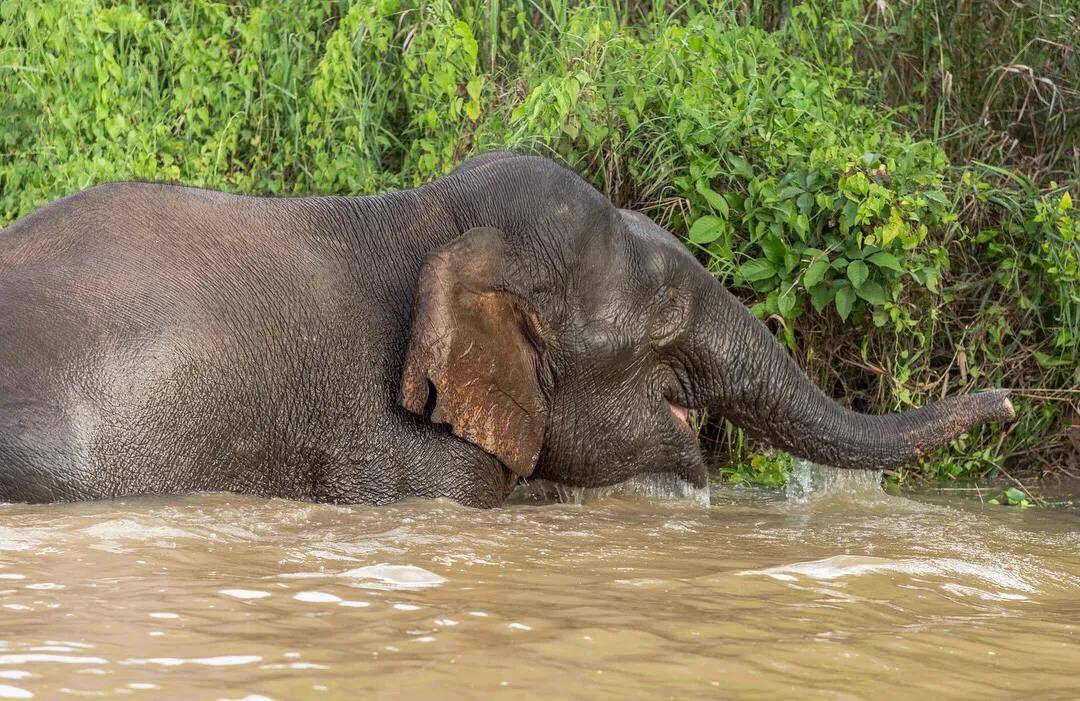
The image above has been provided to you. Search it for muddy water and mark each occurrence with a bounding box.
[1,473,1078,700]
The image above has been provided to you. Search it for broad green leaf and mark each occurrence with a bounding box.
[466,76,484,102]
[847,259,869,288]
[688,215,725,244]
[867,250,903,271]
[922,266,940,293]
[777,290,796,317]
[835,283,856,320]
[783,249,800,274]
[564,77,581,104]
[880,213,904,245]
[737,258,778,282]
[764,290,779,315]
[840,201,859,233]
[803,258,830,288]
[793,213,810,239]
[695,180,729,218]
[727,154,755,180]
[856,280,885,305]
[925,190,950,206]
[759,233,786,265]
[810,283,835,312]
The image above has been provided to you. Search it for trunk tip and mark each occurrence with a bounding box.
[987,388,1016,422]
[1002,394,1016,422]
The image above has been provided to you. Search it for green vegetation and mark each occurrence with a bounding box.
[988,487,1034,508]
[1,0,1076,485]
[718,452,793,489]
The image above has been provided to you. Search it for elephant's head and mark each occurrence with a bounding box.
[400,153,1015,489]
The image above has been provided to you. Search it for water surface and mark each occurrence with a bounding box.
[1,472,1078,699]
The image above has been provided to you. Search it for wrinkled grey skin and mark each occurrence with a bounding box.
[0,152,1014,506]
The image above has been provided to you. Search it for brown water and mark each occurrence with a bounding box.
[1,468,1078,700]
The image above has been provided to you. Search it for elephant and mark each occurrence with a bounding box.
[0,152,1015,506]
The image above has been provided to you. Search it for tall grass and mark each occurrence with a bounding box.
[1,0,1075,482]
[829,0,1078,184]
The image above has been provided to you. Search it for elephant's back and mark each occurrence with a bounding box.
[2,182,324,289]
[1,182,350,337]
[0,183,384,500]
[2,183,325,386]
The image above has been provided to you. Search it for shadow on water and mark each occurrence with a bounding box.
[1,465,1078,699]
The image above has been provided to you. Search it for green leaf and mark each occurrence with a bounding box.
[803,257,830,288]
[810,283,835,312]
[737,258,778,282]
[727,154,755,180]
[922,266,940,293]
[778,290,796,317]
[847,259,870,288]
[835,283,856,320]
[688,216,725,244]
[564,76,581,104]
[466,76,484,102]
[855,280,885,305]
[1004,487,1026,503]
[695,180,729,218]
[880,213,904,245]
[783,249,800,274]
[925,190,950,206]
[759,233,786,266]
[867,250,903,271]
[840,201,859,233]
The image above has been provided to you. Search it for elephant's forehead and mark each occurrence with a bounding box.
[617,209,695,262]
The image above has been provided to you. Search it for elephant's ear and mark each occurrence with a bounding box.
[400,227,546,478]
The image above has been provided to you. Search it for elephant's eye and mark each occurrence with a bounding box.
[650,285,687,344]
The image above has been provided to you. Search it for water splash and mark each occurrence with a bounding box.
[513,473,710,507]
[785,459,884,501]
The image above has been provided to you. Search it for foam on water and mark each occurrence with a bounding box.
[121,656,263,667]
[79,519,198,540]
[338,564,446,590]
[738,553,1036,593]
[293,592,342,603]
[218,589,271,600]
[513,473,710,506]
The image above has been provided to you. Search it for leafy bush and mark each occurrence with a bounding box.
[1,0,1075,483]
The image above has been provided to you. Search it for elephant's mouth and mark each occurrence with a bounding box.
[668,401,692,431]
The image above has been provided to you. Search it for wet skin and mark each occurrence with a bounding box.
[0,153,1014,505]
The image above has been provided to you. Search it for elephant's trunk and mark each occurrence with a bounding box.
[690,282,1015,469]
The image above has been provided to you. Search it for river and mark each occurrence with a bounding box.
[1,471,1077,699]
